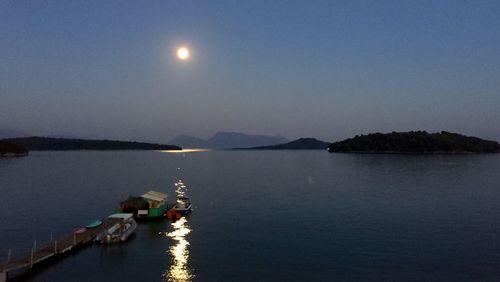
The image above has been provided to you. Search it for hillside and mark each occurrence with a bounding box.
[2,137,182,151]
[328,131,500,154]
[169,132,289,149]
[206,132,288,149]
[240,138,330,150]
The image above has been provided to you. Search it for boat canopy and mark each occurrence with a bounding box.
[141,190,168,203]
[178,197,191,202]
[108,213,134,220]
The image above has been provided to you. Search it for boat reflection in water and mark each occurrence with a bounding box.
[164,217,193,281]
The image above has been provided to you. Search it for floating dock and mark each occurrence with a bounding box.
[0,217,121,281]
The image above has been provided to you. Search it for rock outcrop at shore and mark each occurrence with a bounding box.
[0,140,29,156]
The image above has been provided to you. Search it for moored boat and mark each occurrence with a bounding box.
[86,220,102,228]
[173,196,192,214]
[95,213,137,244]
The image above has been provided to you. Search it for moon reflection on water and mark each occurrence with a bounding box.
[164,180,193,282]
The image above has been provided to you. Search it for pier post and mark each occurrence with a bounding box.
[3,248,10,273]
[54,240,58,253]
[33,240,37,251]
[30,248,34,269]
[1,249,7,275]
[0,271,7,282]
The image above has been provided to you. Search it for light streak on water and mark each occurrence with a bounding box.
[164,179,193,281]
[161,148,210,154]
[164,217,193,282]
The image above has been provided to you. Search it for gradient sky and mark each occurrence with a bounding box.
[1,1,499,143]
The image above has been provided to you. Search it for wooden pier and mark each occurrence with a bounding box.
[0,218,121,281]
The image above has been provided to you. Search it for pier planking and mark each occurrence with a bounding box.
[0,218,121,280]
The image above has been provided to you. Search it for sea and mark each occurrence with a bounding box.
[0,150,500,281]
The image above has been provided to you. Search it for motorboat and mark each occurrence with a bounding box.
[96,213,137,243]
[86,220,102,228]
[173,196,192,214]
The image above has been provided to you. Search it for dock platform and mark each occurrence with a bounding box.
[0,218,121,281]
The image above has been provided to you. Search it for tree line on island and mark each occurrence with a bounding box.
[235,138,330,150]
[328,131,500,154]
[239,131,499,153]
[238,131,500,154]
[0,137,181,155]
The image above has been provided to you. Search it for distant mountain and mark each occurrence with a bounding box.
[206,132,289,149]
[2,137,182,151]
[169,132,289,149]
[239,138,330,150]
[168,135,207,148]
[328,131,500,154]
[0,129,29,139]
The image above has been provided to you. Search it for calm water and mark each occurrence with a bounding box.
[1,151,500,281]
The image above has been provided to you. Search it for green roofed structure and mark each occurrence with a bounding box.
[138,191,169,219]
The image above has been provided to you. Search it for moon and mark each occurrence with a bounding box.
[177,47,190,60]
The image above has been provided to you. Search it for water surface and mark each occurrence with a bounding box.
[0,151,499,281]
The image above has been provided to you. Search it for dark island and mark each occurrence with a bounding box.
[2,137,182,151]
[328,131,500,154]
[0,141,29,157]
[235,138,330,150]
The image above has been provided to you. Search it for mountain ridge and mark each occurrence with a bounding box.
[169,131,289,149]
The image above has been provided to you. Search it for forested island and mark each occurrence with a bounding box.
[328,131,500,154]
[238,138,330,150]
[0,140,29,157]
[1,137,182,151]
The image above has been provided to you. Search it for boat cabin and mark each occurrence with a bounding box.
[109,213,135,221]
[177,196,191,204]
[139,190,168,218]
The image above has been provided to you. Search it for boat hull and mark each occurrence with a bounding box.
[96,216,137,244]
[173,204,192,215]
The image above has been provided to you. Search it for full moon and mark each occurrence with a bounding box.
[177,47,190,60]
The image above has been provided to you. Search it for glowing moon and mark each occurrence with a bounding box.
[177,47,190,60]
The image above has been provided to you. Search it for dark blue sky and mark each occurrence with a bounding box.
[1,1,499,142]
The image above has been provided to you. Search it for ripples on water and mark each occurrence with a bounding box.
[165,217,192,282]
[164,180,193,282]
[2,152,500,281]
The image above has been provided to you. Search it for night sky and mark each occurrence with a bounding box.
[1,1,499,142]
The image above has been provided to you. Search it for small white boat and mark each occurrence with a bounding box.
[96,213,137,243]
[173,197,192,214]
